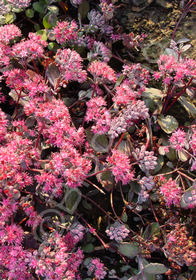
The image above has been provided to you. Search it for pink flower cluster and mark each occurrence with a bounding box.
[12,32,48,60]
[47,142,92,188]
[88,60,116,84]
[163,224,196,266]
[107,149,134,184]
[0,108,7,142]
[123,63,150,94]
[0,24,21,45]
[138,176,155,203]
[113,79,137,106]
[100,2,114,20]
[154,54,196,85]
[105,221,130,242]
[134,145,157,174]
[55,48,87,86]
[160,178,182,207]
[169,128,187,151]
[88,41,112,62]
[0,24,21,67]
[53,20,78,45]
[85,257,107,280]
[85,97,111,134]
[33,231,84,279]
[87,9,113,35]
[6,0,31,9]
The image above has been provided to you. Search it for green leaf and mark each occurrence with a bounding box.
[36,29,48,41]
[158,114,178,134]
[25,9,34,18]
[4,13,16,24]
[33,2,45,13]
[114,74,125,88]
[178,96,196,118]
[142,88,164,112]
[82,243,94,253]
[180,185,196,209]
[48,42,58,51]
[143,88,164,99]
[47,5,59,15]
[143,222,160,240]
[91,134,111,153]
[177,150,189,162]
[78,0,89,20]
[143,263,168,274]
[43,13,57,29]
[97,170,114,191]
[65,188,81,214]
[122,212,128,223]
[118,242,139,258]
[0,15,6,25]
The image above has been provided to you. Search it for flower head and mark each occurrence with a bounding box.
[160,178,182,207]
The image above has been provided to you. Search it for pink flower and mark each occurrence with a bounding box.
[113,79,137,105]
[12,33,48,60]
[0,108,7,142]
[106,221,130,242]
[169,128,187,151]
[85,258,107,280]
[0,43,11,66]
[55,48,87,86]
[157,54,196,85]
[107,150,134,184]
[53,20,78,45]
[85,97,111,134]
[0,24,21,45]
[160,178,182,207]
[88,60,116,83]
[47,142,92,188]
[123,63,150,92]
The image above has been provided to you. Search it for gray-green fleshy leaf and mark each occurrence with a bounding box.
[142,88,164,99]
[143,263,168,274]
[78,0,89,20]
[177,150,189,162]
[118,242,139,258]
[158,115,178,134]
[90,134,111,153]
[114,74,125,88]
[47,5,59,15]
[180,185,196,209]
[97,170,114,191]
[65,188,81,214]
[178,96,196,118]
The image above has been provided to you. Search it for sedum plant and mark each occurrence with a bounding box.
[0,1,196,279]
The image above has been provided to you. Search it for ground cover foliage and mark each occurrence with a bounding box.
[0,0,196,279]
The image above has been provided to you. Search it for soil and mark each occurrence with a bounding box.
[117,0,196,60]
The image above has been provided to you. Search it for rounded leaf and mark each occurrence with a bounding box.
[180,185,196,209]
[118,242,139,258]
[25,9,34,18]
[158,115,178,134]
[143,263,168,274]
